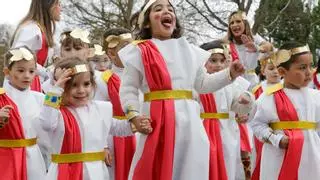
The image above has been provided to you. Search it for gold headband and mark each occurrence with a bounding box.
[260,53,277,68]
[105,33,132,48]
[93,44,105,56]
[275,45,310,66]
[71,64,89,75]
[208,48,224,54]
[69,28,90,44]
[9,47,34,64]
[229,11,247,23]
[138,0,157,29]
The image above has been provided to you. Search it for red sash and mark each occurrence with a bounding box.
[229,42,239,62]
[274,89,304,180]
[0,93,27,180]
[133,40,175,180]
[200,93,228,180]
[251,85,264,180]
[58,107,83,180]
[313,72,320,90]
[30,75,41,92]
[106,72,136,180]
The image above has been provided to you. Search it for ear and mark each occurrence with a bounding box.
[3,67,9,76]
[277,67,287,78]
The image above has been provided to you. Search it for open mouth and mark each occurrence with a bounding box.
[232,27,242,34]
[161,16,173,28]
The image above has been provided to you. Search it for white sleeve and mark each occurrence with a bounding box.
[230,87,255,115]
[254,34,265,45]
[109,118,133,137]
[40,86,63,132]
[12,23,42,52]
[250,96,283,148]
[194,67,232,94]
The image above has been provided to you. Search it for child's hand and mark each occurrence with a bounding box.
[229,61,245,80]
[241,34,257,53]
[0,105,13,128]
[55,68,73,89]
[279,135,289,149]
[131,115,153,134]
[238,94,250,105]
[104,148,113,166]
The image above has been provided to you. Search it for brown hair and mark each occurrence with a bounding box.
[11,0,58,47]
[222,11,253,44]
[4,46,37,70]
[54,57,96,103]
[130,1,183,40]
[60,31,90,50]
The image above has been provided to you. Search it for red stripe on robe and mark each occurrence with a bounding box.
[200,93,228,180]
[106,72,136,180]
[58,107,83,180]
[0,93,27,180]
[133,40,175,180]
[313,72,320,90]
[274,89,304,180]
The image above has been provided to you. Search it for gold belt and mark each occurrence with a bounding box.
[269,121,317,130]
[51,151,105,163]
[200,113,229,119]
[144,90,192,102]
[0,138,37,148]
[113,116,127,120]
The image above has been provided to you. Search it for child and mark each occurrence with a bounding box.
[251,42,320,179]
[223,10,273,90]
[251,53,281,180]
[11,0,61,92]
[102,28,136,180]
[88,44,111,72]
[0,47,46,179]
[40,57,152,180]
[119,1,245,179]
[199,41,254,180]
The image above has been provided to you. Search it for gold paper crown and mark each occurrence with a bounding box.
[105,33,132,48]
[138,0,157,29]
[259,53,277,68]
[275,45,310,66]
[93,44,105,56]
[9,47,34,64]
[71,64,89,75]
[229,11,247,22]
[208,48,224,54]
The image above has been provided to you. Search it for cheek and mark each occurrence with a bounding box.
[154,14,161,21]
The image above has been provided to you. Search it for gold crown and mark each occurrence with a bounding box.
[275,45,310,66]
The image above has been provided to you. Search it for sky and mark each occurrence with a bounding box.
[0,0,31,26]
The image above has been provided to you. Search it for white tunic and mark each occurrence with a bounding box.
[198,77,254,180]
[3,82,46,179]
[251,87,320,180]
[119,37,233,180]
[234,35,264,90]
[40,86,133,180]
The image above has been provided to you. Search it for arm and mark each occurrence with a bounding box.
[12,23,42,51]
[109,118,134,137]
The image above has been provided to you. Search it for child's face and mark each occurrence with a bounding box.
[148,0,176,40]
[8,60,36,90]
[262,63,280,84]
[205,53,227,74]
[281,53,313,88]
[64,72,93,107]
[229,16,245,38]
[89,55,110,72]
[61,44,89,61]
[50,0,61,21]
[107,41,129,68]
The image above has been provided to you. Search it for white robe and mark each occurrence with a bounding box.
[251,87,320,180]
[234,35,264,90]
[40,86,133,180]
[119,37,233,180]
[3,82,46,179]
[198,77,254,180]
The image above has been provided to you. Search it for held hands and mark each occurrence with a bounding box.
[229,61,245,80]
[54,68,73,89]
[131,115,153,134]
[279,135,289,149]
[0,105,13,128]
[104,148,113,166]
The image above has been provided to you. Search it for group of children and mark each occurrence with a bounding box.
[0,0,320,180]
